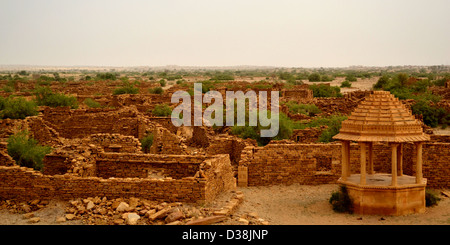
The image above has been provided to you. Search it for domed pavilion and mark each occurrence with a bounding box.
[333,90,430,215]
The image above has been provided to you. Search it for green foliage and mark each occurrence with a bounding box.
[152,104,172,117]
[345,74,357,82]
[411,100,449,128]
[96,72,117,80]
[425,189,441,207]
[329,185,353,213]
[231,112,295,146]
[0,96,38,119]
[159,79,167,87]
[34,86,78,109]
[149,86,164,95]
[210,72,234,81]
[286,102,322,116]
[294,114,347,143]
[340,81,352,88]
[308,73,321,82]
[309,84,342,97]
[140,133,154,153]
[7,130,52,171]
[113,81,139,95]
[320,74,333,82]
[83,98,101,108]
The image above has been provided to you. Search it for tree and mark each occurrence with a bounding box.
[308,73,321,82]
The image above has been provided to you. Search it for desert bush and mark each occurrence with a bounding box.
[411,100,449,128]
[7,130,52,171]
[309,84,342,97]
[113,81,139,95]
[34,86,78,109]
[345,74,357,82]
[286,102,321,116]
[140,133,154,153]
[152,104,172,117]
[149,87,164,95]
[308,73,321,82]
[329,185,353,213]
[159,79,167,87]
[83,98,101,108]
[231,112,295,146]
[0,96,38,119]
[340,81,352,88]
[425,189,441,207]
[96,72,117,80]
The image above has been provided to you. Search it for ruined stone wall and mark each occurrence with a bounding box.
[149,126,187,155]
[88,134,141,153]
[290,126,328,143]
[240,143,341,186]
[42,107,144,139]
[95,153,204,179]
[0,165,206,203]
[206,135,255,167]
[202,154,236,202]
[239,142,450,188]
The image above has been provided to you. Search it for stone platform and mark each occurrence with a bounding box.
[338,174,426,216]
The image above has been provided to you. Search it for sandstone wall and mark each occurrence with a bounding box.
[239,142,450,188]
[0,153,235,204]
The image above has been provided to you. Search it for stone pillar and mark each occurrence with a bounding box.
[346,141,351,177]
[341,141,348,181]
[368,142,374,175]
[359,142,366,185]
[391,143,398,186]
[397,143,403,176]
[416,142,423,184]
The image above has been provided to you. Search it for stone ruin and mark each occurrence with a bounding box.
[0,83,449,223]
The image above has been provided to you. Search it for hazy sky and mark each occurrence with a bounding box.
[0,0,449,67]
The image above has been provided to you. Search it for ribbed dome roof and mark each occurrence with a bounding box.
[333,91,430,143]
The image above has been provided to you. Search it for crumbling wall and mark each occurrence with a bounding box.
[149,126,187,155]
[95,153,204,179]
[238,142,450,188]
[0,165,206,203]
[87,133,141,153]
[42,107,145,139]
[291,126,328,143]
[0,153,235,204]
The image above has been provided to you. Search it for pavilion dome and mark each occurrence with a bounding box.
[333,90,430,143]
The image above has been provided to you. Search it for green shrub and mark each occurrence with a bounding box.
[286,102,322,116]
[96,72,117,80]
[0,96,38,119]
[329,185,353,213]
[34,86,78,109]
[425,189,441,207]
[113,81,139,95]
[140,133,154,153]
[345,74,357,82]
[411,100,449,128]
[159,79,167,87]
[152,104,172,117]
[309,84,342,98]
[83,98,101,108]
[308,73,321,82]
[231,112,295,146]
[7,130,52,171]
[149,87,164,95]
[340,81,352,88]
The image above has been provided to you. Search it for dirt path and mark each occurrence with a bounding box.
[233,184,450,225]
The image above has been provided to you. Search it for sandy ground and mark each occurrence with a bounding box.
[1,184,448,225]
[233,184,450,225]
